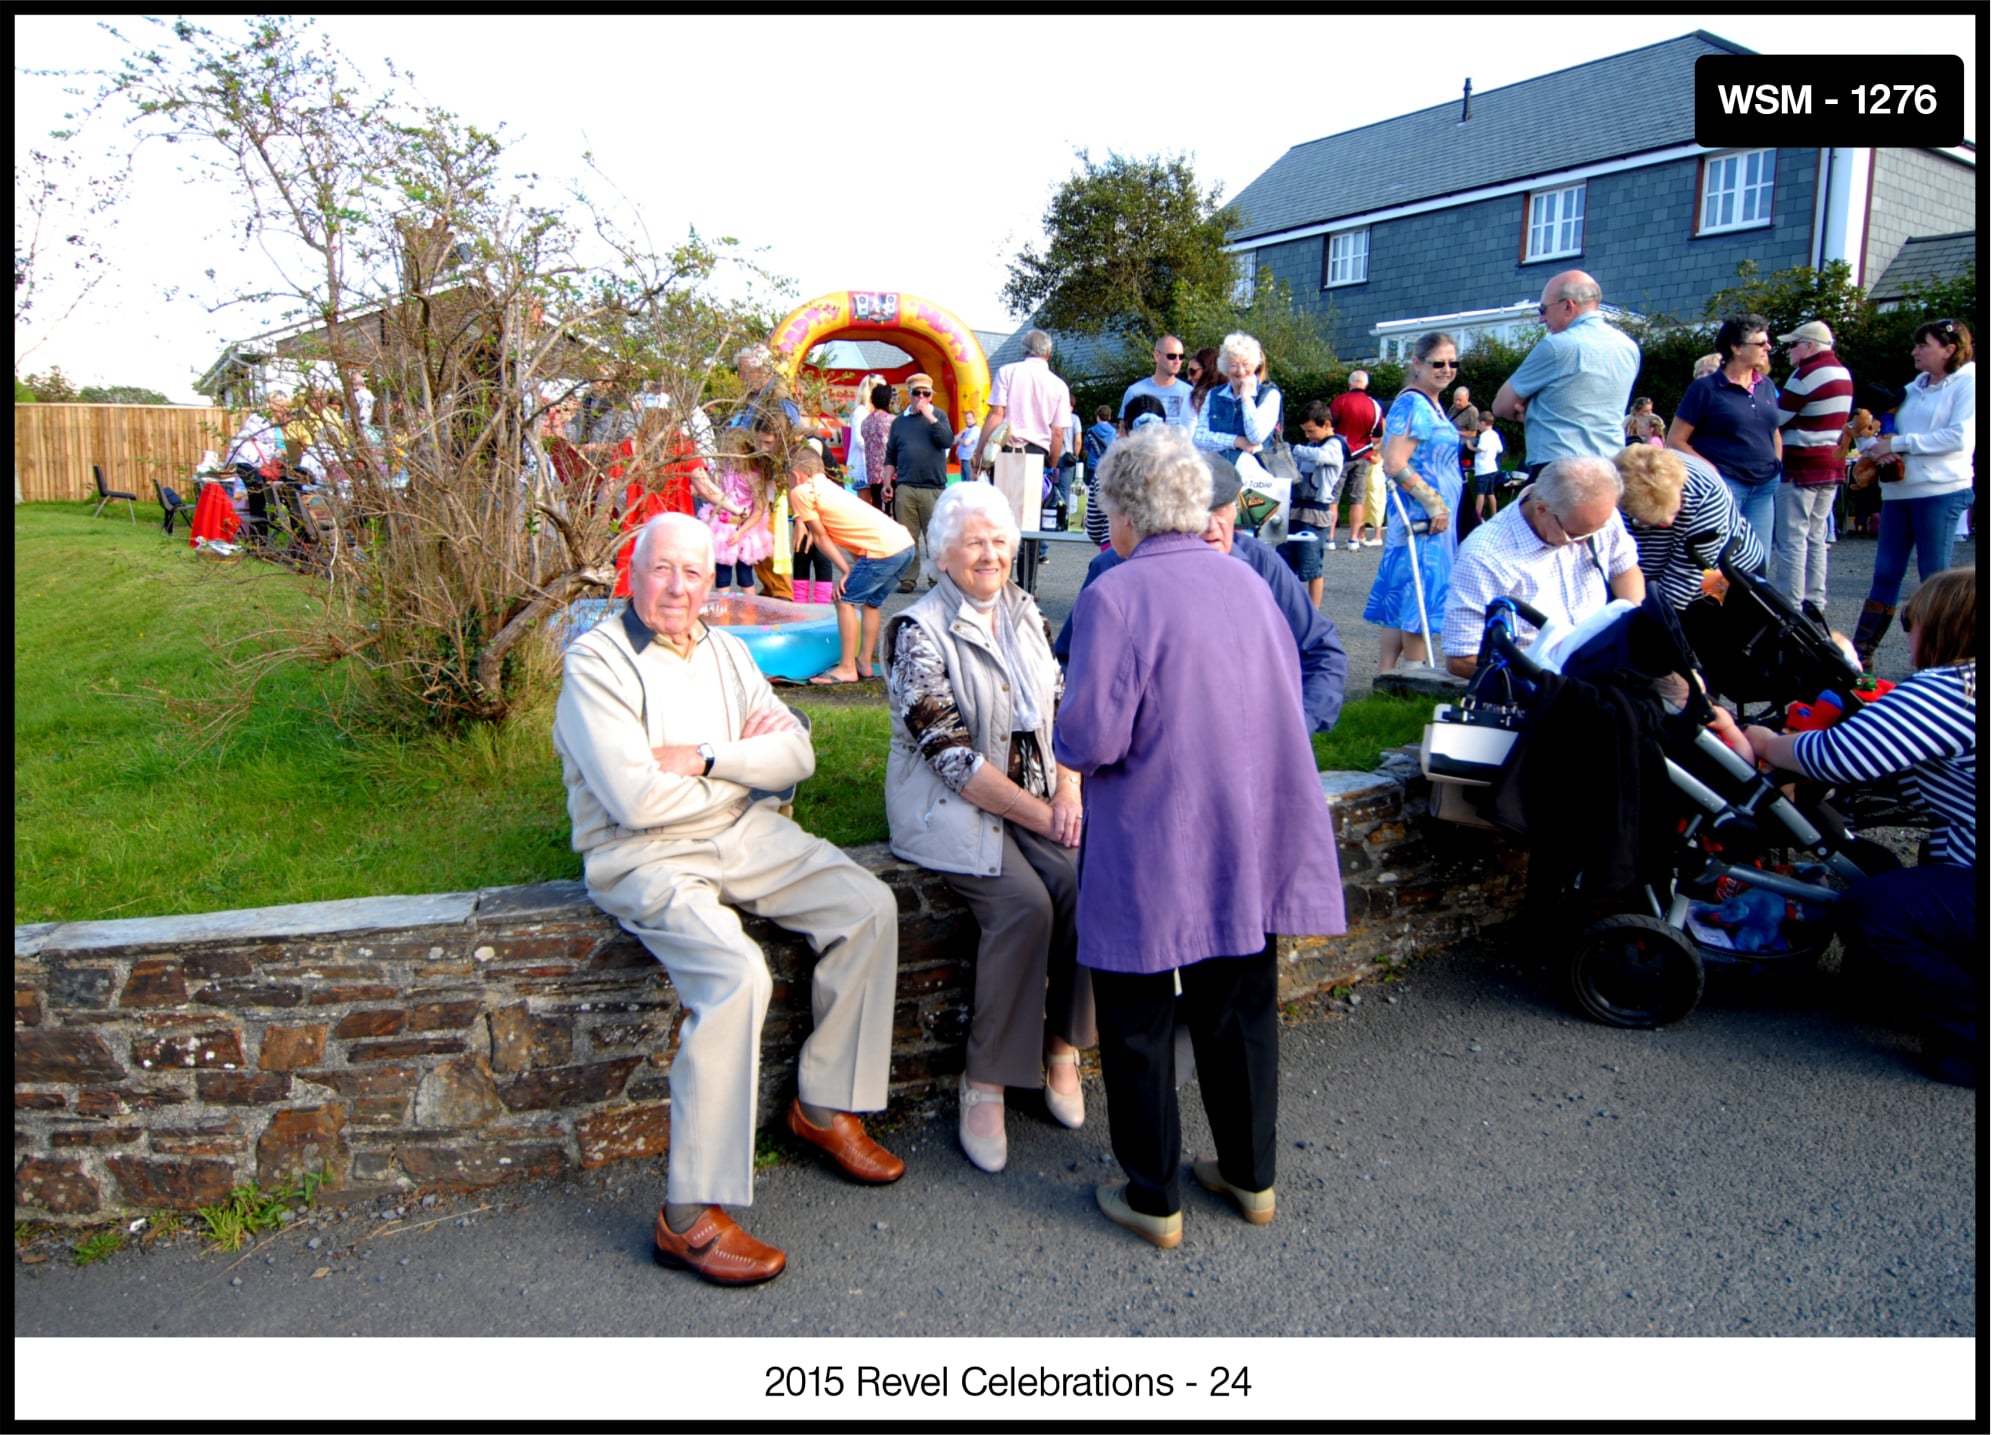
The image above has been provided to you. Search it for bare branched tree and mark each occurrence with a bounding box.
[104,16,786,733]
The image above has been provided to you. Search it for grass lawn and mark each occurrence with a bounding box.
[15,504,1427,924]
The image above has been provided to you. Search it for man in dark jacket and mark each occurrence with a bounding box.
[881,371,955,591]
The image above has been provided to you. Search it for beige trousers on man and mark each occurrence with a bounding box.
[584,803,899,1206]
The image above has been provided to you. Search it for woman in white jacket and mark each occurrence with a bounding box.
[1852,318,1976,666]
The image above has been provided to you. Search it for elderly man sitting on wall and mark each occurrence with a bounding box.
[553,511,904,1288]
[1438,455,1645,678]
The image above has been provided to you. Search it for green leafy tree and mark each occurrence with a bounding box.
[75,383,171,404]
[1003,151,1239,338]
[1067,269,1343,441]
[17,367,76,402]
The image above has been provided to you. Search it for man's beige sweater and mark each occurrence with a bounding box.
[553,617,814,854]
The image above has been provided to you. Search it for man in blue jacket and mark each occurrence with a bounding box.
[1055,451,1347,734]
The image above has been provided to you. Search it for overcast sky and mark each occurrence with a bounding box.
[13,11,1979,403]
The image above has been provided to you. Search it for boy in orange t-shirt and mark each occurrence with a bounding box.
[789,448,915,684]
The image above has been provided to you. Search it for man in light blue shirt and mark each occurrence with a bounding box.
[1120,334,1197,432]
[1492,270,1640,477]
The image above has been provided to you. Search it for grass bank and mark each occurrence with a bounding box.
[14,505,1426,923]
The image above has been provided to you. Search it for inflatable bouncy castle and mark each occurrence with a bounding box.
[770,291,993,467]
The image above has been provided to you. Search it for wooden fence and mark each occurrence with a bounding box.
[14,404,243,504]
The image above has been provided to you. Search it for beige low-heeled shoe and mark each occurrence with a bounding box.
[1043,1048,1085,1129]
[958,1074,1006,1173]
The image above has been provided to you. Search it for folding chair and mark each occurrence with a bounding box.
[156,482,195,535]
[92,464,138,521]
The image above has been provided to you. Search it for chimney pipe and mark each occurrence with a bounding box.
[1461,78,1472,124]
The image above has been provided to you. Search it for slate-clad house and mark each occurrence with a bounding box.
[1222,31,1977,361]
[1867,230,1976,310]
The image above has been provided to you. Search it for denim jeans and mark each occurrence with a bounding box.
[1720,473,1780,573]
[1866,490,1974,607]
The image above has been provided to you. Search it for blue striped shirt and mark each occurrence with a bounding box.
[1793,663,1977,867]
[1628,451,1766,611]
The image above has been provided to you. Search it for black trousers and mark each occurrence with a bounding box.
[1089,940,1279,1218]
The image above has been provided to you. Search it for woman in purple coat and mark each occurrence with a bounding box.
[1054,424,1346,1249]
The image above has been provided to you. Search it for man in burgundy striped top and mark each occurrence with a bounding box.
[1772,321,1854,620]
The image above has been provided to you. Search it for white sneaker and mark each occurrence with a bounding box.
[1346,539,1362,551]
[1363,537,1383,547]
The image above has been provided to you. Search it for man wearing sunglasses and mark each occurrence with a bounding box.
[1491,269,1640,483]
[882,372,956,591]
[1121,335,1196,432]
[1438,454,1643,679]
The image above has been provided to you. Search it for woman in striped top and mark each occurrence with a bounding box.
[1746,568,1978,1087]
[1614,445,1764,613]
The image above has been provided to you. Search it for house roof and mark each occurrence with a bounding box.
[1868,230,1977,303]
[1226,30,1754,243]
[984,321,1131,382]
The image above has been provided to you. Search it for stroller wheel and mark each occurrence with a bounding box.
[1568,916,1704,1029]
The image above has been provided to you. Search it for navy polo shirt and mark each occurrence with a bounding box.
[1673,370,1784,487]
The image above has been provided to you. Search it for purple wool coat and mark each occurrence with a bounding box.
[1053,532,1346,973]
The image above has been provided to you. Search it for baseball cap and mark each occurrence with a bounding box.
[905,372,934,392]
[1202,451,1242,511]
[1777,320,1834,346]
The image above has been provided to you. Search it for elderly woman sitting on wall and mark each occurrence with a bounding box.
[882,483,1095,1174]
[1054,424,1345,1249]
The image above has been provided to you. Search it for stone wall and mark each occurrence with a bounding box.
[15,757,1526,1224]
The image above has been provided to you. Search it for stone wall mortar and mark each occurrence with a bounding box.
[15,760,1525,1223]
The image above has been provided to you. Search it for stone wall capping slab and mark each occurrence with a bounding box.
[16,924,58,958]
[1320,770,1399,805]
[36,893,482,955]
[472,882,593,925]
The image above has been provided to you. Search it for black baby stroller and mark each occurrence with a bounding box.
[1421,594,1897,1028]
[1676,537,1863,722]
[1675,537,1919,833]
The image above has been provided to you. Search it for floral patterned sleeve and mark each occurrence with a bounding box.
[888,622,984,793]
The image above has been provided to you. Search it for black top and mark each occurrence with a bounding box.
[884,411,955,488]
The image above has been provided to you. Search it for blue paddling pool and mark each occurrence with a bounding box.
[561,595,841,682]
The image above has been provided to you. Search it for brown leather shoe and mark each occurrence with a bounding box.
[652,1205,786,1286]
[787,1099,906,1184]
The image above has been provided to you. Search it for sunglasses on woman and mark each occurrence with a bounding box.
[1428,360,1458,371]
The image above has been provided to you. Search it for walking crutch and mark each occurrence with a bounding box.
[1383,480,1437,669]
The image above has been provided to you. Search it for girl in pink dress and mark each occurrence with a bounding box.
[701,458,773,594]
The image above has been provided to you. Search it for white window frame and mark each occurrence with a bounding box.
[1323,227,1369,288]
[1524,183,1586,262]
[1699,148,1777,235]
[1231,250,1257,306]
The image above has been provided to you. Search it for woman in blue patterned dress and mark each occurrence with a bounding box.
[1362,332,1462,671]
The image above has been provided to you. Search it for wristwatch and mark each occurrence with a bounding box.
[697,742,715,776]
